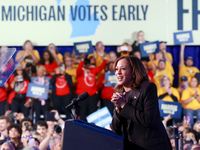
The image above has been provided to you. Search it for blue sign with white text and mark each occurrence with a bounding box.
[159,100,182,119]
[173,31,193,45]
[86,107,112,128]
[26,83,49,100]
[104,72,117,87]
[73,41,93,55]
[139,41,159,58]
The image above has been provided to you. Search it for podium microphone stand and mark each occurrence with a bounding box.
[69,100,80,120]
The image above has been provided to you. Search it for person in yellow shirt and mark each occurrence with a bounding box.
[117,43,132,57]
[158,75,180,102]
[20,40,40,65]
[177,76,189,96]
[148,50,174,75]
[159,41,173,64]
[194,73,200,89]
[94,41,109,81]
[181,76,200,127]
[47,43,63,65]
[179,43,199,85]
[64,52,77,96]
[94,41,109,60]
[151,57,174,90]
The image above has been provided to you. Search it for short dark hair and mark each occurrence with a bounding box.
[159,41,167,44]
[84,58,90,65]
[8,124,22,136]
[21,117,33,127]
[0,115,12,123]
[36,121,48,129]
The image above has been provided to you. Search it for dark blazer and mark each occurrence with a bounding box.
[111,80,172,150]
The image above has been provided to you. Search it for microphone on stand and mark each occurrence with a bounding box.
[66,91,89,109]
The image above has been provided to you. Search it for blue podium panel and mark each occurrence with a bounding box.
[62,119,123,150]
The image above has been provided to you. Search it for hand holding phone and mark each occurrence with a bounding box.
[45,111,56,121]
[7,113,17,119]
[60,64,65,72]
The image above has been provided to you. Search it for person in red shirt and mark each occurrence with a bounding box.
[40,50,58,78]
[0,83,9,116]
[97,61,115,116]
[51,65,73,119]
[9,64,30,117]
[76,57,107,121]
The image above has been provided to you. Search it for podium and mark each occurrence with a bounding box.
[62,119,124,150]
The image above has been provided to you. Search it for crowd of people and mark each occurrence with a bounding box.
[0,30,200,149]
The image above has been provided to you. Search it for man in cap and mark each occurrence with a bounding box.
[179,43,199,84]
[159,41,173,64]
[147,51,174,76]
[152,58,174,90]
[177,76,189,95]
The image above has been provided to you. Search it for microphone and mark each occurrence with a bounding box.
[66,91,89,108]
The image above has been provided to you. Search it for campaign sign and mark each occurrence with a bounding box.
[26,83,49,100]
[73,41,93,55]
[104,72,117,87]
[159,99,182,119]
[86,107,112,128]
[173,31,193,45]
[139,41,159,58]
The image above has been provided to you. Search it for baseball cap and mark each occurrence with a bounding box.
[159,58,166,63]
[186,56,193,61]
[181,76,188,81]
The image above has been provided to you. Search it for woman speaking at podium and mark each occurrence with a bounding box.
[111,56,172,150]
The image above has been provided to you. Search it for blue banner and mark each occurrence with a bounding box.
[104,72,117,87]
[26,83,49,100]
[86,107,112,128]
[173,31,193,45]
[139,41,159,58]
[73,41,93,55]
[159,99,182,119]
